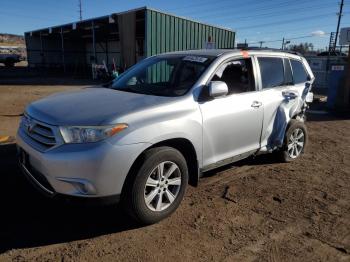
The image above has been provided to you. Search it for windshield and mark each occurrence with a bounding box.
[111,55,214,96]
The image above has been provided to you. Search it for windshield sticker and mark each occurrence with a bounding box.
[183,56,208,63]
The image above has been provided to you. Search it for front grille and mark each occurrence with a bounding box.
[20,114,57,151]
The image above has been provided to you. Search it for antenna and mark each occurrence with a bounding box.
[78,0,82,21]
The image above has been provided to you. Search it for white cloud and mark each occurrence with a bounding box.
[311,30,326,37]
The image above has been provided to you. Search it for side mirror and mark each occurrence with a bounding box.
[208,81,228,98]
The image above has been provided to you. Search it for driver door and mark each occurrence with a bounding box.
[199,57,264,169]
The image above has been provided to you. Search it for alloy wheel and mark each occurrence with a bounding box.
[287,128,305,159]
[144,161,182,212]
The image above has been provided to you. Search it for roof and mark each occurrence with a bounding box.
[25,6,234,35]
[158,49,303,58]
[161,49,232,57]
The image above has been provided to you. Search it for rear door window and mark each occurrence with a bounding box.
[290,59,309,84]
[258,57,284,89]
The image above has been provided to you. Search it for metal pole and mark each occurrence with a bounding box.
[105,39,109,67]
[79,0,82,21]
[39,31,44,66]
[60,27,66,73]
[328,32,334,53]
[344,43,350,109]
[92,21,96,64]
[334,0,344,51]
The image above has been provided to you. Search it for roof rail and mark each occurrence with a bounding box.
[240,47,302,56]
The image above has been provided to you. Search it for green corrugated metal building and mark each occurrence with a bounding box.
[145,8,235,56]
[25,7,235,75]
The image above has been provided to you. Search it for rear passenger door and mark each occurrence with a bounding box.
[289,58,311,98]
[255,56,294,149]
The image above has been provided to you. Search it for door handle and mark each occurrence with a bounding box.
[251,101,262,108]
[282,90,299,100]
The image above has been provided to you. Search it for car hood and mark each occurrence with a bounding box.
[26,87,175,126]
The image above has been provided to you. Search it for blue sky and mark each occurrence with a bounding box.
[1,0,349,49]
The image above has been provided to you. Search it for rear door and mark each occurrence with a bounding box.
[255,55,294,149]
[289,58,312,98]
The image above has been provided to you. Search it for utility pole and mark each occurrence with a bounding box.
[334,0,344,50]
[345,42,350,109]
[259,41,264,48]
[78,0,83,21]
[281,38,285,50]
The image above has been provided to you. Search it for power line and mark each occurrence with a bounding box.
[179,0,334,18]
[242,24,337,37]
[171,0,341,40]
[0,11,63,23]
[168,0,255,12]
[179,0,300,14]
[0,1,78,23]
[248,33,331,45]
[236,12,348,30]
[240,24,350,47]
[197,2,336,22]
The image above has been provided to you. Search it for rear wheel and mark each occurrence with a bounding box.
[279,120,308,162]
[122,147,188,224]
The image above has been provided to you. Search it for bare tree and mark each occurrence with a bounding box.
[288,42,314,54]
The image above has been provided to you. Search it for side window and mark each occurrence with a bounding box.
[258,57,284,89]
[290,59,309,84]
[211,58,255,94]
[283,58,293,85]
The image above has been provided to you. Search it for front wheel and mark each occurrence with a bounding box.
[122,147,188,225]
[279,119,308,162]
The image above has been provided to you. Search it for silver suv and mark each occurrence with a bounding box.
[17,49,314,224]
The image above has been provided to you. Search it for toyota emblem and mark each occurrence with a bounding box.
[26,121,35,133]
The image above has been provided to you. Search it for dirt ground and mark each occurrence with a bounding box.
[0,77,349,261]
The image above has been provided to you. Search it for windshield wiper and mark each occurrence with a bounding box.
[113,86,147,94]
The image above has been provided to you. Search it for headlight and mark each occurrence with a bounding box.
[59,124,128,143]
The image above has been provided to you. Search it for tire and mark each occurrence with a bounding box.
[122,146,188,225]
[279,119,308,162]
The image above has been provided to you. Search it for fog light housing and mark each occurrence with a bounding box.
[56,177,97,195]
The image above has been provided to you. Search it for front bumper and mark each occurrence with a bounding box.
[16,130,151,199]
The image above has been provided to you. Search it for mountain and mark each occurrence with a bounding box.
[0,33,25,46]
[0,33,26,57]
